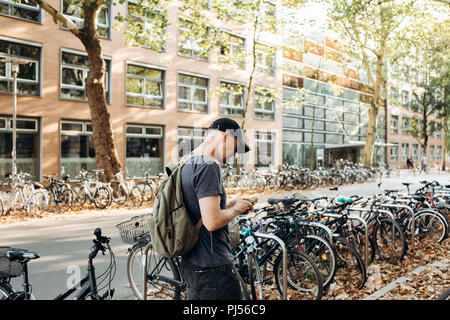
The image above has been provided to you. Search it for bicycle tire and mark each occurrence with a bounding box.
[137,182,155,203]
[26,190,48,217]
[93,186,111,209]
[111,182,127,205]
[273,247,323,300]
[73,184,87,209]
[127,243,182,300]
[247,251,264,300]
[409,210,448,244]
[0,281,15,300]
[300,234,337,288]
[372,218,407,264]
[129,185,144,207]
[57,188,75,212]
[334,237,367,290]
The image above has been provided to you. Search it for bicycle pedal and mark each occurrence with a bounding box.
[263,279,273,285]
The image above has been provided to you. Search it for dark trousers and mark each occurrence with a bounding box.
[180,259,245,300]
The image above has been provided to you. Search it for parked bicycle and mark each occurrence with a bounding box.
[0,228,116,300]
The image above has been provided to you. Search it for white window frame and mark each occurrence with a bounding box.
[60,49,111,102]
[429,145,435,161]
[0,0,41,23]
[177,73,209,113]
[0,117,38,133]
[178,19,209,61]
[390,144,399,162]
[255,42,276,76]
[219,81,245,117]
[220,31,246,69]
[61,1,111,39]
[126,124,163,138]
[390,115,399,135]
[254,87,275,120]
[61,120,92,136]
[255,131,275,167]
[436,145,442,160]
[125,62,165,109]
[401,143,409,162]
[126,0,166,51]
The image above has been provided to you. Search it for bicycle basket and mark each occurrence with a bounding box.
[0,247,25,279]
[116,214,151,245]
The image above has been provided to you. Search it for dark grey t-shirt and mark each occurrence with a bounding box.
[180,154,232,268]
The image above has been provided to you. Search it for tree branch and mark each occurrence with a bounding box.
[30,0,82,38]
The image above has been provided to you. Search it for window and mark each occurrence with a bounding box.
[61,50,111,102]
[0,116,39,180]
[437,145,442,160]
[412,143,419,161]
[178,19,210,60]
[401,143,409,162]
[390,144,399,162]
[401,90,410,107]
[401,116,410,135]
[126,63,164,108]
[254,87,275,120]
[390,115,399,135]
[126,124,164,177]
[219,81,245,117]
[177,126,207,159]
[220,32,246,69]
[255,131,274,167]
[436,127,443,139]
[178,73,208,113]
[62,0,111,38]
[255,43,275,76]
[0,0,41,22]
[60,120,94,180]
[429,145,435,161]
[126,1,167,52]
[0,39,41,96]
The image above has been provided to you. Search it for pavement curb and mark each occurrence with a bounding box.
[363,260,450,300]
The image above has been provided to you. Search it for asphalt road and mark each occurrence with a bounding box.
[0,171,448,300]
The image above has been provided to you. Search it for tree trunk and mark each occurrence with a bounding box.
[81,3,122,182]
[362,105,379,166]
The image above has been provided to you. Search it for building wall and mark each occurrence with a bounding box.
[0,1,283,180]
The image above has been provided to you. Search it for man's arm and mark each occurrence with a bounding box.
[199,195,252,232]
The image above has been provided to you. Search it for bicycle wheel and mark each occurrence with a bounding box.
[57,188,75,212]
[0,281,16,300]
[27,190,48,216]
[352,226,376,266]
[72,184,86,209]
[299,235,337,289]
[137,182,155,203]
[247,251,263,300]
[274,247,323,300]
[409,210,448,244]
[130,185,144,207]
[372,218,407,264]
[93,186,111,209]
[127,243,182,300]
[111,182,127,205]
[334,237,367,290]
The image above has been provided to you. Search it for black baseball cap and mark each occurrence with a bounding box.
[208,118,250,153]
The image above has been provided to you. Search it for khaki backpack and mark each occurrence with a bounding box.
[148,154,204,258]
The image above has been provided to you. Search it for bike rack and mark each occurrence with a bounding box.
[142,242,152,300]
[253,232,288,300]
[297,220,335,246]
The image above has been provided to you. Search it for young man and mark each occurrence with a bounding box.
[179,118,253,300]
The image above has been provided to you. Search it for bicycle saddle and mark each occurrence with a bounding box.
[6,251,40,262]
[267,197,296,206]
[402,183,412,186]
